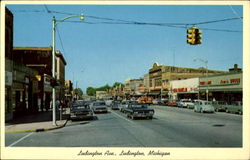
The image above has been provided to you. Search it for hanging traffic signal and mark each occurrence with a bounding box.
[194,28,202,44]
[187,27,202,45]
[187,28,196,45]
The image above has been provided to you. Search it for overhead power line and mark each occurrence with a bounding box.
[43,5,68,60]
[11,9,242,32]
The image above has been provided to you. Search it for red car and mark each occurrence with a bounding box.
[167,101,177,107]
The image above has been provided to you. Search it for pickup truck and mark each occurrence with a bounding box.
[123,103,155,120]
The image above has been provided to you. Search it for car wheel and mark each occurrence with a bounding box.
[200,109,203,113]
[238,110,242,115]
[226,109,229,113]
[215,108,218,112]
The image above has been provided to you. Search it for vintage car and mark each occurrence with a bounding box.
[178,99,193,108]
[225,101,242,115]
[91,101,108,113]
[212,101,227,112]
[167,100,177,107]
[187,100,195,109]
[124,103,155,120]
[70,102,94,120]
[119,101,137,113]
[194,100,215,113]
[110,101,120,110]
[152,99,161,105]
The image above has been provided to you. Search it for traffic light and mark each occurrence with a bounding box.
[187,27,202,45]
[187,28,196,45]
[194,28,202,44]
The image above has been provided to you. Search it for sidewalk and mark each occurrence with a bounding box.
[5,108,70,133]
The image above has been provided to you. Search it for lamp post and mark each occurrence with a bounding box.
[193,58,208,101]
[52,14,84,126]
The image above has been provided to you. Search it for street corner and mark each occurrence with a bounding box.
[5,119,69,133]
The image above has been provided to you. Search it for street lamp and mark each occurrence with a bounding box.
[193,58,209,101]
[52,14,84,126]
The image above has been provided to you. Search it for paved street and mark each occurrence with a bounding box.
[6,105,242,147]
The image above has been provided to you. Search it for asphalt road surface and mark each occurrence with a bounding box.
[6,105,242,147]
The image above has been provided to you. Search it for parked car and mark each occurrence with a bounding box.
[187,100,195,109]
[225,101,242,115]
[91,101,108,113]
[212,101,227,112]
[124,103,155,120]
[167,101,177,107]
[194,100,215,113]
[178,99,189,108]
[158,99,168,106]
[152,99,161,105]
[70,103,94,120]
[110,101,120,110]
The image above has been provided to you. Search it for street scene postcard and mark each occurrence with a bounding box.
[1,1,250,160]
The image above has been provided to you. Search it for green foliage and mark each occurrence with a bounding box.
[74,88,83,96]
[86,87,96,96]
[86,82,124,96]
[112,82,124,88]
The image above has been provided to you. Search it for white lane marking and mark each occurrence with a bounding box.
[109,110,134,124]
[8,132,34,147]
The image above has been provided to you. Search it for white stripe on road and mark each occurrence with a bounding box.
[109,110,134,124]
[8,132,34,147]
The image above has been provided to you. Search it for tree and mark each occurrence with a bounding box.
[112,82,124,88]
[86,87,96,96]
[74,88,83,97]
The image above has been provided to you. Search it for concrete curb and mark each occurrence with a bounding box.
[5,119,69,133]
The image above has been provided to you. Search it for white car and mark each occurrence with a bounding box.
[194,100,215,113]
[179,99,193,108]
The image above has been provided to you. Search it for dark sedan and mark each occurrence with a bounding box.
[124,103,155,120]
[91,101,108,113]
[70,104,94,120]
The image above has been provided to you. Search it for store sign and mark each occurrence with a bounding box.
[173,87,198,93]
[5,71,13,86]
[173,88,187,92]
[219,78,240,85]
[199,72,242,89]
[200,81,212,85]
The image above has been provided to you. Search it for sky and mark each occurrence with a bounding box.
[6,4,243,93]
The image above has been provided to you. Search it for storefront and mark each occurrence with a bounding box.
[170,78,199,100]
[199,72,242,103]
[12,63,39,116]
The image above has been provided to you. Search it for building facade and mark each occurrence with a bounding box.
[96,91,108,99]
[65,80,73,104]
[148,62,226,98]
[55,51,67,102]
[170,78,199,100]
[5,7,14,121]
[124,78,144,98]
[13,47,67,111]
[199,71,242,103]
